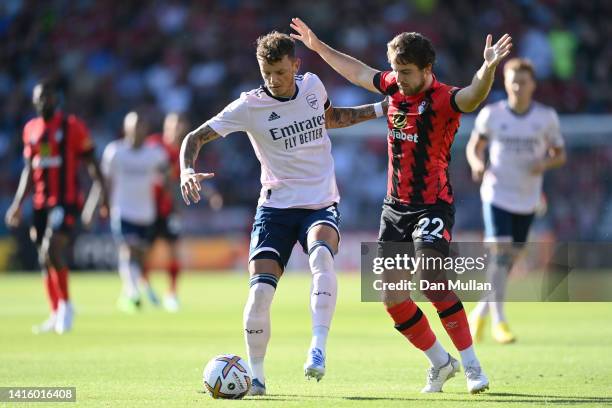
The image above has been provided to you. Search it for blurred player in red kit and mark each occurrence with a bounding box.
[5,79,108,334]
[141,113,223,311]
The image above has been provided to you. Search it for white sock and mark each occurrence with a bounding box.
[128,261,142,299]
[471,300,489,318]
[424,340,450,368]
[490,302,506,325]
[244,276,276,383]
[459,345,480,368]
[118,253,138,299]
[310,325,329,353]
[309,244,337,354]
[249,357,265,384]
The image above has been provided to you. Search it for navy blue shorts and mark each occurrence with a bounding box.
[249,204,340,269]
[483,202,534,244]
[112,218,153,246]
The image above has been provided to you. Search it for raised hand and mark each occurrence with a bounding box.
[290,17,322,52]
[180,171,216,205]
[483,34,512,69]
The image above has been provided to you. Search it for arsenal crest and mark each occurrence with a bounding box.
[306,94,318,110]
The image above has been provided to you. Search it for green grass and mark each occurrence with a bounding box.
[0,272,610,407]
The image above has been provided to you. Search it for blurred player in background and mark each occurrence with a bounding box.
[180,31,387,395]
[466,58,566,344]
[101,111,169,312]
[4,79,108,334]
[141,112,223,312]
[291,17,512,393]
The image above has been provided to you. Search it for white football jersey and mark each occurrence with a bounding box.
[102,140,168,224]
[475,101,564,213]
[206,72,340,209]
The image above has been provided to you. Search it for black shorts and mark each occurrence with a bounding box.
[32,205,79,246]
[377,197,455,255]
[150,214,181,242]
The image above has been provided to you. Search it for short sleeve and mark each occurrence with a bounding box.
[448,87,465,114]
[101,142,117,177]
[70,116,95,154]
[206,94,249,137]
[546,109,564,148]
[155,146,169,168]
[473,105,492,138]
[309,72,332,110]
[373,71,398,95]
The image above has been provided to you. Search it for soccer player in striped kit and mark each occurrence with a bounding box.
[466,58,566,344]
[291,17,512,393]
[180,31,387,395]
[5,79,108,334]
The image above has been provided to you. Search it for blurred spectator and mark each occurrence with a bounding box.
[0,0,610,240]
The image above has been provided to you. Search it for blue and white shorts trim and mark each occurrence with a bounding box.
[482,202,535,244]
[111,217,153,246]
[249,204,340,269]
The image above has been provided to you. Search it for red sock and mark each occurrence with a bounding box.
[432,300,472,351]
[53,267,70,301]
[44,269,59,312]
[168,259,180,294]
[386,299,436,351]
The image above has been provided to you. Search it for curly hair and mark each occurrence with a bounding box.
[256,31,295,63]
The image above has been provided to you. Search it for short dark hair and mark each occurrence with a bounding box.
[256,31,295,63]
[504,58,536,80]
[387,32,436,69]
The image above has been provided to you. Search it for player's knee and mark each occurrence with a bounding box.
[245,274,277,316]
[308,240,334,275]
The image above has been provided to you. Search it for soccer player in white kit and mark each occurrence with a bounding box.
[179,31,386,395]
[101,112,169,312]
[466,58,566,343]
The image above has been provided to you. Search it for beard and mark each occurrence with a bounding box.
[399,76,427,96]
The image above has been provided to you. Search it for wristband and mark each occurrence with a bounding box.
[182,168,195,175]
[374,102,384,118]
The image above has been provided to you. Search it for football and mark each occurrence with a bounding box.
[203,354,252,399]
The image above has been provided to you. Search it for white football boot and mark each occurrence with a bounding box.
[304,347,326,381]
[247,378,266,396]
[55,300,74,334]
[465,364,489,394]
[163,294,180,313]
[421,355,460,393]
[32,313,57,334]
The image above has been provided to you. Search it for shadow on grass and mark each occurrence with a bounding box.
[344,392,612,404]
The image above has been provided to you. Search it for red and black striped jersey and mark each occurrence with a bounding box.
[373,71,463,205]
[22,111,94,210]
[146,133,179,217]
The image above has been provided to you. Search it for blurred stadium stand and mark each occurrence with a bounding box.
[0,0,610,270]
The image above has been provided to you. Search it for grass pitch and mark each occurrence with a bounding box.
[0,272,610,407]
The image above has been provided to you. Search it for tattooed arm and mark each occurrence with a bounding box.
[325,98,388,129]
[179,124,220,205]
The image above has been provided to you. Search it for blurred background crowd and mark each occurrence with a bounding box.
[1,0,610,270]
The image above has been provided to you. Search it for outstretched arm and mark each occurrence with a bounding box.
[179,124,220,205]
[325,98,388,129]
[455,34,513,113]
[5,160,32,227]
[291,18,380,93]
